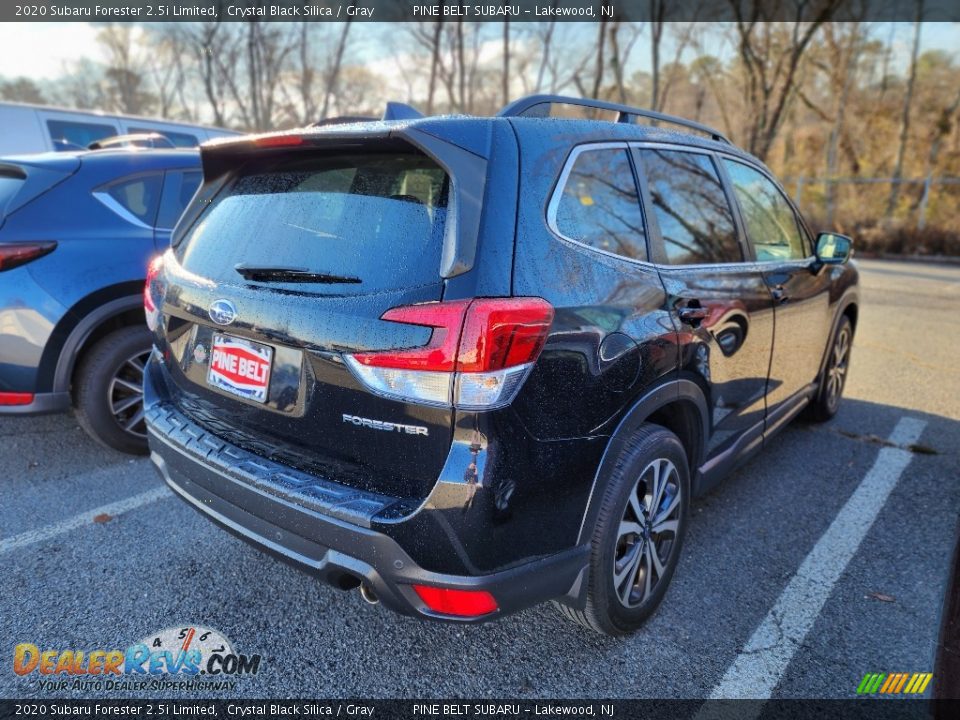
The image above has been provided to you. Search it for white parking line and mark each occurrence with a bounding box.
[706,416,927,704]
[0,485,171,555]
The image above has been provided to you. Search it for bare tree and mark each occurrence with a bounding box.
[97,25,155,115]
[886,5,923,215]
[319,21,353,120]
[728,0,842,161]
[650,1,666,109]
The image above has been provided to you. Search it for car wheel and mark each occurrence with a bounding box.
[73,326,152,455]
[806,316,853,423]
[557,424,689,635]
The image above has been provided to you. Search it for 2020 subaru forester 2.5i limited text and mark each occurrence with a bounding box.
[144,95,858,635]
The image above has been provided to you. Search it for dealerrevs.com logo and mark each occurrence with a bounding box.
[13,626,262,693]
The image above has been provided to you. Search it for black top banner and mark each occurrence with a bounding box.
[2,0,957,23]
[0,700,959,720]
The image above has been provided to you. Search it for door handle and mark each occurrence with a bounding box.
[678,306,708,325]
[772,286,788,304]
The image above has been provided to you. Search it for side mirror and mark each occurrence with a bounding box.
[815,232,853,265]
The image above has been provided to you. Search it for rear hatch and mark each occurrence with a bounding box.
[157,137,462,500]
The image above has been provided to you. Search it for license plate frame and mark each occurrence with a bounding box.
[207,333,274,404]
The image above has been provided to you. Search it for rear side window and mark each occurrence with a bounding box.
[176,152,448,293]
[130,127,199,148]
[554,148,647,261]
[100,174,163,226]
[157,170,202,229]
[47,119,115,151]
[723,160,808,261]
[0,175,24,219]
[638,149,741,265]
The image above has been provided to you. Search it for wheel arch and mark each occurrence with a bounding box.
[575,378,709,547]
[41,284,146,397]
[814,292,859,383]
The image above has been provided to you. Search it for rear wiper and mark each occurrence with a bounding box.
[235,265,361,284]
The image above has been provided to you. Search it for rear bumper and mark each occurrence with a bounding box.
[145,361,589,623]
[0,391,70,415]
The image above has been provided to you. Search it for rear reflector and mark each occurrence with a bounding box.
[412,585,498,618]
[345,297,553,410]
[0,392,33,406]
[0,242,57,272]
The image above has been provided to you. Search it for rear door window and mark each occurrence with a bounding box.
[0,174,24,220]
[98,174,164,227]
[723,160,808,261]
[47,119,116,151]
[175,152,448,294]
[554,147,647,261]
[638,149,741,265]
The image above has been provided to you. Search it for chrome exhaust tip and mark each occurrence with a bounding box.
[359,583,379,605]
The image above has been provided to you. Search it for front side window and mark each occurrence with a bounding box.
[100,174,163,226]
[554,147,647,262]
[47,120,116,151]
[723,160,807,261]
[638,149,741,265]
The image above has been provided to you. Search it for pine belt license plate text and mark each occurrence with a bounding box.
[208,334,273,403]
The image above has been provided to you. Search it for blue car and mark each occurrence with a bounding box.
[0,146,201,453]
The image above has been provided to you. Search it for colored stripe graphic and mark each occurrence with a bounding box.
[857,672,932,694]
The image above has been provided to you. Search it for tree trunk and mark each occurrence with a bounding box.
[502,17,510,106]
[319,20,352,120]
[886,8,923,217]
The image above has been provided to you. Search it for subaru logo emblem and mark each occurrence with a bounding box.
[208,299,237,326]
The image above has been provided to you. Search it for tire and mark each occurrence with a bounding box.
[805,316,853,423]
[557,424,690,635]
[73,326,152,455]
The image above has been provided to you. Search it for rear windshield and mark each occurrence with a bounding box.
[176,152,448,293]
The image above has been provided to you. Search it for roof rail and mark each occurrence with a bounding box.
[498,94,731,144]
[87,132,175,150]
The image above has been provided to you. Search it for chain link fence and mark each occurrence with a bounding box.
[785,176,960,232]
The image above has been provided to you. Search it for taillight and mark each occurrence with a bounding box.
[254,135,304,148]
[344,298,554,409]
[0,392,33,406]
[0,242,56,272]
[412,585,498,618]
[144,255,164,331]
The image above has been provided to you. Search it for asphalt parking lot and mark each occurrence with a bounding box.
[2,258,958,700]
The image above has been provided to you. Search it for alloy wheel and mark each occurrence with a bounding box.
[107,350,150,438]
[826,325,851,411]
[613,458,682,608]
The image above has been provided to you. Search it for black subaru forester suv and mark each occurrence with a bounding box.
[144,96,858,635]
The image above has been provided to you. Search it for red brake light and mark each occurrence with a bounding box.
[254,135,304,148]
[144,255,163,314]
[352,300,471,372]
[457,298,555,372]
[412,585,498,618]
[0,392,33,406]
[352,298,554,373]
[344,298,554,409]
[0,242,57,272]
